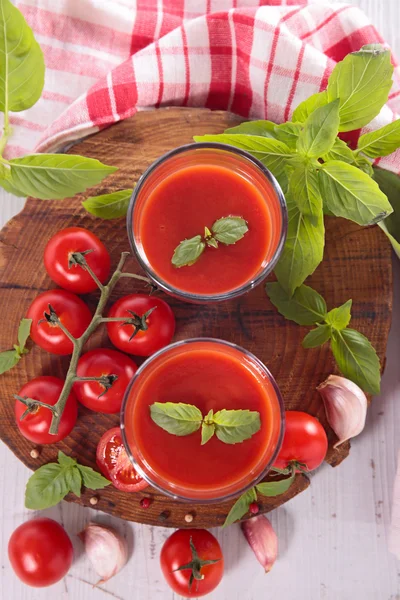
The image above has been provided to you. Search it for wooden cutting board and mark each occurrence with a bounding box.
[0,108,392,528]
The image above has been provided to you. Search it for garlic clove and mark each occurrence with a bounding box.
[317,375,368,448]
[78,523,128,585]
[241,515,277,572]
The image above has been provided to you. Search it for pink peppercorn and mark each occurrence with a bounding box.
[249,502,259,515]
[140,497,151,509]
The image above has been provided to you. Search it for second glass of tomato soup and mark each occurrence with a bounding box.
[121,339,284,502]
[127,143,287,303]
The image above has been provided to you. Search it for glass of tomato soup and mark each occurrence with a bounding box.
[127,143,287,303]
[121,338,284,502]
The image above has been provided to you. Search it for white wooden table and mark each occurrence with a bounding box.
[1,1,400,598]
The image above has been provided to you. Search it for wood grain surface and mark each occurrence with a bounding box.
[0,108,392,529]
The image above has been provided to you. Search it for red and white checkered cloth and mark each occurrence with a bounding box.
[10,0,400,174]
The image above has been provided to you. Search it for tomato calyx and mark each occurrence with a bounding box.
[121,306,157,341]
[68,249,94,269]
[14,394,58,420]
[271,461,308,476]
[75,373,119,398]
[174,536,221,592]
[39,303,60,326]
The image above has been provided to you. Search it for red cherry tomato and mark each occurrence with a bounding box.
[15,376,78,444]
[273,411,328,472]
[8,518,73,587]
[106,294,175,356]
[160,529,224,598]
[96,427,148,492]
[27,289,92,355]
[74,348,137,414]
[44,227,111,294]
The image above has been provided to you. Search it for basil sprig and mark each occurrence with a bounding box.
[266,283,380,394]
[0,318,31,375]
[195,44,399,295]
[150,402,261,445]
[25,451,110,510]
[172,216,248,268]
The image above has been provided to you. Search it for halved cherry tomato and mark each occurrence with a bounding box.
[44,227,111,294]
[74,348,137,414]
[106,294,175,356]
[27,289,92,355]
[15,376,78,444]
[160,529,224,598]
[8,518,73,587]
[273,411,328,472]
[96,427,148,492]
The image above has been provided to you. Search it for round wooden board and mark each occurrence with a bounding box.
[0,109,393,528]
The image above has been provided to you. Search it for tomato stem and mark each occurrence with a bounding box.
[14,395,58,419]
[46,252,149,435]
[173,536,221,592]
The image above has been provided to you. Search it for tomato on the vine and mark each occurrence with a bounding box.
[8,518,73,587]
[74,348,137,414]
[44,227,111,294]
[273,411,328,472]
[160,529,224,598]
[96,427,148,492]
[27,289,92,355]
[15,376,78,444]
[106,294,175,356]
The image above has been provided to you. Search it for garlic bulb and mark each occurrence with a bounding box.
[317,375,367,448]
[78,523,128,584]
[241,515,277,572]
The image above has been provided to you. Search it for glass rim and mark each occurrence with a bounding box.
[126,142,288,303]
[120,337,286,503]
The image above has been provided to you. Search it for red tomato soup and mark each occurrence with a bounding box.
[130,145,286,300]
[122,340,284,501]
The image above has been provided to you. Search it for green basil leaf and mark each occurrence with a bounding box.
[17,318,32,351]
[150,402,203,436]
[373,167,400,256]
[256,473,295,497]
[302,324,332,349]
[288,161,322,216]
[320,160,393,226]
[25,463,70,510]
[193,134,292,176]
[76,464,110,490]
[172,235,205,268]
[225,120,277,138]
[212,216,248,245]
[57,451,76,468]
[292,91,328,123]
[327,44,393,132]
[330,328,381,394]
[322,138,355,164]
[65,467,82,498]
[297,99,340,158]
[357,120,400,158]
[274,194,325,295]
[274,122,302,149]
[82,189,132,220]
[0,0,45,112]
[201,422,215,445]
[213,409,261,444]
[266,282,327,326]
[8,154,117,200]
[0,177,26,197]
[325,299,352,330]
[223,488,257,528]
[0,349,19,374]
[355,156,374,176]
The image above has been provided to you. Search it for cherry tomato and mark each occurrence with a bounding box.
[15,376,78,444]
[160,529,224,598]
[96,427,148,492]
[8,518,73,587]
[273,411,328,472]
[106,294,175,357]
[44,227,111,294]
[74,348,137,414]
[27,289,92,355]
